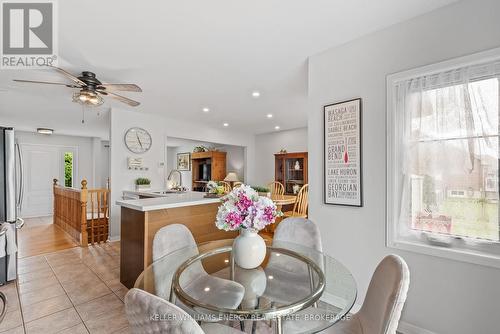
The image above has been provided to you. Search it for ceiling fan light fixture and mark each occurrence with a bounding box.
[73,91,104,107]
[78,94,88,102]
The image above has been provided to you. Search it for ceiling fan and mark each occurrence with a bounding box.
[13,65,142,107]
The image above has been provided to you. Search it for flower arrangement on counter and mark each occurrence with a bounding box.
[207,181,225,195]
[215,184,282,232]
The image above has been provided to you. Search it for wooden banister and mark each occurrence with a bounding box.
[53,179,109,246]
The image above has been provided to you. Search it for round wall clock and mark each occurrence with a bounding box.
[124,127,152,153]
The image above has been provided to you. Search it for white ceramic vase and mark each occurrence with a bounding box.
[232,229,266,269]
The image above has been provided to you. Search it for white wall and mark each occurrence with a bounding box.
[254,127,307,186]
[109,109,256,239]
[222,144,245,182]
[166,144,200,190]
[110,110,168,238]
[307,1,500,334]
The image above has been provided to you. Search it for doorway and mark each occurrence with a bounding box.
[19,143,78,217]
[17,143,80,257]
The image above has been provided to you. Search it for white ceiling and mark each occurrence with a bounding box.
[0,0,458,137]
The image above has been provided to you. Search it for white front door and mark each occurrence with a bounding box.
[19,144,78,217]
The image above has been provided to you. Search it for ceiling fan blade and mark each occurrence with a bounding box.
[13,79,80,88]
[97,90,140,107]
[98,84,142,92]
[48,65,87,86]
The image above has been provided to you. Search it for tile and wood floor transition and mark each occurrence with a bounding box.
[0,241,130,334]
[18,216,78,259]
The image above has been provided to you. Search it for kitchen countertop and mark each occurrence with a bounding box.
[116,191,221,211]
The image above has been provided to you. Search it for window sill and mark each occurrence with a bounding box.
[388,237,500,269]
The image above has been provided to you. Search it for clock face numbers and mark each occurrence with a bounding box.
[124,127,152,153]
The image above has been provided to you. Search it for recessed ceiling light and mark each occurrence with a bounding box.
[37,128,53,135]
[223,123,229,127]
[274,126,280,130]
[252,91,260,98]
[266,114,273,118]
[202,107,210,113]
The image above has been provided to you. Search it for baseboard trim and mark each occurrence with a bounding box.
[398,322,438,334]
[109,235,120,242]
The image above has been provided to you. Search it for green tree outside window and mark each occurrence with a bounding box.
[64,152,73,187]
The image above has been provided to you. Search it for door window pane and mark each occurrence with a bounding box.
[64,152,73,187]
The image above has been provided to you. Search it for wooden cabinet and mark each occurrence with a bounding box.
[191,151,227,191]
[275,152,308,195]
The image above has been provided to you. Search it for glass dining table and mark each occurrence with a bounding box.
[134,239,357,334]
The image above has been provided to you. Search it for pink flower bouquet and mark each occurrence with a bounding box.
[216,184,282,231]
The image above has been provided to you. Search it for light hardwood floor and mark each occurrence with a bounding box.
[0,242,129,334]
[18,216,78,259]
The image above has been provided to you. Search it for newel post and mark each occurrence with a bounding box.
[80,179,88,247]
[53,179,58,225]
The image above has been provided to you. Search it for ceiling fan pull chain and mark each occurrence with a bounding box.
[81,105,85,124]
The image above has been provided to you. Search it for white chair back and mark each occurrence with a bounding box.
[273,217,322,251]
[270,218,323,274]
[357,255,410,334]
[152,224,206,300]
[125,288,204,334]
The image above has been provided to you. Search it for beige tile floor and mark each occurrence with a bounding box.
[0,242,130,334]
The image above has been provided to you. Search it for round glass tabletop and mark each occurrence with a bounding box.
[134,239,357,334]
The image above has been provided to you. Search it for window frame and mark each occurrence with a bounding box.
[386,47,500,268]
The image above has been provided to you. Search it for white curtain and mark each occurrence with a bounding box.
[394,59,500,237]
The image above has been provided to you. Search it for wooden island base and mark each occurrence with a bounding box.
[120,202,237,288]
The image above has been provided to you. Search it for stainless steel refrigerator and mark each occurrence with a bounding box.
[0,127,24,284]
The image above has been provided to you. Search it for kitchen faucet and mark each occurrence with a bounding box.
[167,169,183,188]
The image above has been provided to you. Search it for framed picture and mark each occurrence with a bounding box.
[324,98,363,207]
[177,152,191,171]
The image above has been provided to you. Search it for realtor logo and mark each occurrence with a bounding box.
[1,1,58,69]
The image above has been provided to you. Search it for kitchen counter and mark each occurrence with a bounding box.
[117,191,220,211]
[116,190,235,288]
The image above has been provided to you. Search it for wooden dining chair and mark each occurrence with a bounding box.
[283,184,308,218]
[125,288,245,334]
[267,181,285,196]
[219,181,232,193]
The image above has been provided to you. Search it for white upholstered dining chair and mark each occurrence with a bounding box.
[263,218,323,305]
[152,224,245,310]
[272,217,322,252]
[283,254,410,334]
[125,288,245,334]
[325,255,410,334]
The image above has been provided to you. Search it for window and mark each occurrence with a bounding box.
[64,152,73,187]
[387,48,500,267]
